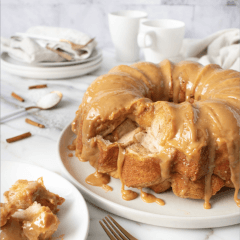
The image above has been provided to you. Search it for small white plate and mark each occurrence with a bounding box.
[57,123,240,229]
[8,48,102,66]
[1,53,102,79]
[1,160,89,240]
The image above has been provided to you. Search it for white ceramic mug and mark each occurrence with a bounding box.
[108,10,148,62]
[138,19,185,63]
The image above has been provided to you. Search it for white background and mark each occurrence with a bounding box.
[1,0,240,47]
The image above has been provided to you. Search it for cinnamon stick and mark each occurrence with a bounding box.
[6,132,32,143]
[25,118,45,128]
[11,92,24,102]
[28,84,47,90]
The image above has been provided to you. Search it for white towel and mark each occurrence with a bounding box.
[178,28,240,71]
[1,26,97,64]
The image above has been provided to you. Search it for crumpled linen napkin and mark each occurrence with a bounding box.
[1,37,64,63]
[1,26,97,63]
[177,28,240,71]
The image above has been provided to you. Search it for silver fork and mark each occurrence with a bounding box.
[99,215,138,240]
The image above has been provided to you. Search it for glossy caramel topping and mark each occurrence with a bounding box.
[72,60,240,208]
[0,218,26,240]
[4,178,65,214]
[85,171,112,192]
[121,189,138,201]
[1,204,60,240]
[67,144,76,151]
[117,146,138,200]
[234,189,240,207]
[140,189,165,206]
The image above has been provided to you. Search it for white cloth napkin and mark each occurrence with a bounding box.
[175,28,240,71]
[1,37,64,63]
[1,26,97,64]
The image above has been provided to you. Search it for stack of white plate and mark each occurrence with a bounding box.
[1,48,102,79]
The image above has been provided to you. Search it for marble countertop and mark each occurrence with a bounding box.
[1,47,240,240]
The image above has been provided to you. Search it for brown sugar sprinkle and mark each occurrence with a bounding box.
[25,118,45,128]
[68,153,73,157]
[11,92,24,102]
[6,132,32,143]
[28,84,47,90]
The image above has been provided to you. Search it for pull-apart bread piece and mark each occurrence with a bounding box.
[4,177,65,213]
[1,202,60,240]
[1,178,64,240]
[72,60,240,208]
[0,203,17,227]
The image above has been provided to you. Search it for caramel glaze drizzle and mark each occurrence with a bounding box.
[85,171,113,192]
[227,141,240,207]
[68,138,112,192]
[204,141,216,209]
[0,217,24,240]
[72,60,240,209]
[118,145,138,201]
[67,139,77,151]
[140,189,165,206]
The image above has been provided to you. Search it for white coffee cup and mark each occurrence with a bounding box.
[138,19,185,63]
[108,10,148,62]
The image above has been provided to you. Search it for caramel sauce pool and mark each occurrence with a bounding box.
[234,189,240,207]
[85,171,113,192]
[0,218,25,240]
[67,144,76,151]
[121,189,138,201]
[140,189,165,206]
[204,201,211,210]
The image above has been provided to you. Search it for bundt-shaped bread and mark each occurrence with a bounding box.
[72,60,240,208]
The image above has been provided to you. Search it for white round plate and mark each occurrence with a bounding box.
[7,48,102,66]
[1,53,102,79]
[1,160,89,240]
[57,123,240,229]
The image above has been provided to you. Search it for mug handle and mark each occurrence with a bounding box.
[137,31,155,48]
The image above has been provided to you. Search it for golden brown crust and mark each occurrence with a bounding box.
[122,152,161,188]
[72,60,240,205]
[1,180,63,239]
[149,180,171,193]
[171,147,209,181]
[0,203,17,227]
[213,143,231,181]
[3,178,65,214]
[97,138,119,173]
[171,173,225,199]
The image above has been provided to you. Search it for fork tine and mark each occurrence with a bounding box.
[103,218,122,240]
[107,215,138,240]
[105,217,129,240]
[99,220,116,240]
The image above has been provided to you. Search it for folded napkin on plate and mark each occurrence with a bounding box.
[1,26,97,63]
[178,28,240,71]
